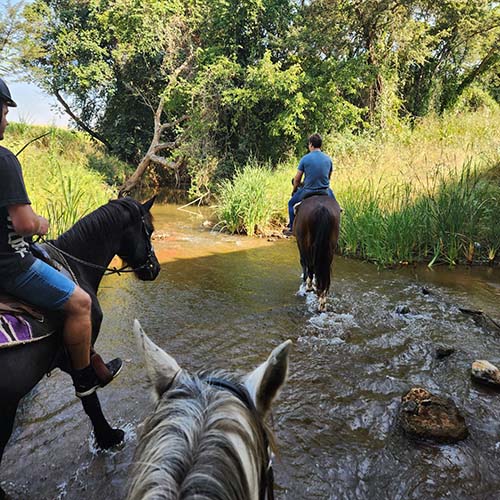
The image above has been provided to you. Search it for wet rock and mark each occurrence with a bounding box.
[459,308,500,333]
[395,305,411,314]
[434,345,455,359]
[471,360,500,388]
[421,287,431,295]
[399,387,468,443]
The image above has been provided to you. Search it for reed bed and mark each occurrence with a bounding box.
[215,109,500,266]
[4,124,115,238]
[215,159,291,236]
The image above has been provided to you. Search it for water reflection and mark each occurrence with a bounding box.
[2,204,500,499]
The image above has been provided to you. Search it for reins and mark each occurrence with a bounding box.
[35,215,156,276]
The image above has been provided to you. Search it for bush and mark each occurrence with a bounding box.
[4,124,115,237]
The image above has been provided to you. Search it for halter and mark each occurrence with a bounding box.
[37,215,156,276]
[204,377,275,500]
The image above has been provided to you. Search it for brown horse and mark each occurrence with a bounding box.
[293,195,341,311]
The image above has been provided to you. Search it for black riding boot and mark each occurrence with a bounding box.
[72,355,123,398]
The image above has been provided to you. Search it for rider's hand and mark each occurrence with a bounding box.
[36,216,49,235]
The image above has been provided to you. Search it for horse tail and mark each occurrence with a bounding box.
[312,205,335,296]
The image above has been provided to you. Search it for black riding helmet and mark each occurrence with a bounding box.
[0,78,17,107]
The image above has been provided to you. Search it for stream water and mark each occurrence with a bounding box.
[2,204,500,499]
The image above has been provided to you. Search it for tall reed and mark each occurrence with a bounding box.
[215,110,500,266]
[216,159,290,235]
[4,124,114,238]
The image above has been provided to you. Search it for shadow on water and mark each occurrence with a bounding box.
[2,204,500,499]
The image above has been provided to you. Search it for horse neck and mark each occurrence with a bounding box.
[54,208,126,291]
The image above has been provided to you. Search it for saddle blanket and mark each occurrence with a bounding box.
[0,244,74,349]
[0,313,53,348]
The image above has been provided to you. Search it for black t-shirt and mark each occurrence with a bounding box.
[0,146,35,278]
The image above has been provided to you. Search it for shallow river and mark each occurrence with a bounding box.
[2,204,500,500]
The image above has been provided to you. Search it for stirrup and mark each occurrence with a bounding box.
[74,357,123,398]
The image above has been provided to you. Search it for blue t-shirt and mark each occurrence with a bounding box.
[298,150,333,191]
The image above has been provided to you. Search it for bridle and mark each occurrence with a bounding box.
[114,215,157,275]
[203,377,275,500]
[36,214,157,276]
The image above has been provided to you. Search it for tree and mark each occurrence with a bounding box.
[21,0,298,193]
[0,0,25,75]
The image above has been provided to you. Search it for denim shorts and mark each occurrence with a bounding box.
[2,258,76,310]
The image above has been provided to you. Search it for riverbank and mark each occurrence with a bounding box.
[3,123,123,237]
[215,109,500,267]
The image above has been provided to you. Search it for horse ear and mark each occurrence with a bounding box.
[134,319,181,401]
[142,195,157,212]
[244,340,292,416]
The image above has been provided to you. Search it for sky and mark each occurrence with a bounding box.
[6,79,70,127]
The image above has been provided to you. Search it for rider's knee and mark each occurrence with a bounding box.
[64,287,91,316]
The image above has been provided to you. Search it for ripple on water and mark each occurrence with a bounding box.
[3,207,500,500]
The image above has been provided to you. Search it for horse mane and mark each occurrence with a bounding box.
[128,369,270,500]
[54,197,145,250]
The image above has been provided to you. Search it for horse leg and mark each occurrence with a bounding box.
[0,400,20,500]
[306,275,314,292]
[318,291,327,312]
[80,393,124,448]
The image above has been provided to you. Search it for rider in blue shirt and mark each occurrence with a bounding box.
[284,133,336,235]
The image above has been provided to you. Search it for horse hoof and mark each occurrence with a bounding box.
[95,428,125,449]
[0,485,11,500]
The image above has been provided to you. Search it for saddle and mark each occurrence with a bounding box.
[0,244,72,349]
[293,189,330,215]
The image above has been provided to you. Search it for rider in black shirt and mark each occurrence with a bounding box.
[0,77,121,397]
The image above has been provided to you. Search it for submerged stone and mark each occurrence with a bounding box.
[471,360,500,388]
[396,305,411,314]
[434,345,455,359]
[399,387,468,443]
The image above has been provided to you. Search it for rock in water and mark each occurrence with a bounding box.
[471,360,500,388]
[399,387,468,443]
[434,345,455,359]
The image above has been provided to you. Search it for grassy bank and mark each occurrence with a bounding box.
[215,109,500,266]
[3,123,119,237]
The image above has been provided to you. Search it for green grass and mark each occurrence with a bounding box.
[215,159,291,236]
[3,123,116,237]
[214,109,500,266]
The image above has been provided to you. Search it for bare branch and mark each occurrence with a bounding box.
[149,154,178,168]
[154,141,177,152]
[54,90,112,149]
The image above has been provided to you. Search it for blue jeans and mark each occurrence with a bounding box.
[1,258,76,310]
[287,188,336,230]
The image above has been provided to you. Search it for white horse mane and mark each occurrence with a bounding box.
[128,369,269,500]
[129,320,291,500]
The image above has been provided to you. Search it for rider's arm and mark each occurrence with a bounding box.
[292,170,303,195]
[7,204,49,236]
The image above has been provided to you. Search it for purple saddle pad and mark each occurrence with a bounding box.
[0,313,52,348]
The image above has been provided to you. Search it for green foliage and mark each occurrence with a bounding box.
[217,110,500,266]
[10,0,500,195]
[215,159,289,235]
[3,123,114,237]
[0,0,25,75]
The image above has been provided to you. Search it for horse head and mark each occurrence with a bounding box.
[116,196,161,281]
[129,319,292,500]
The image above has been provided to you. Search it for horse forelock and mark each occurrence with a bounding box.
[128,369,270,500]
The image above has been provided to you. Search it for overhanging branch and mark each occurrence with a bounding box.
[54,90,112,149]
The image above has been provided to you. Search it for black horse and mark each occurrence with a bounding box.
[294,195,341,311]
[0,196,160,498]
